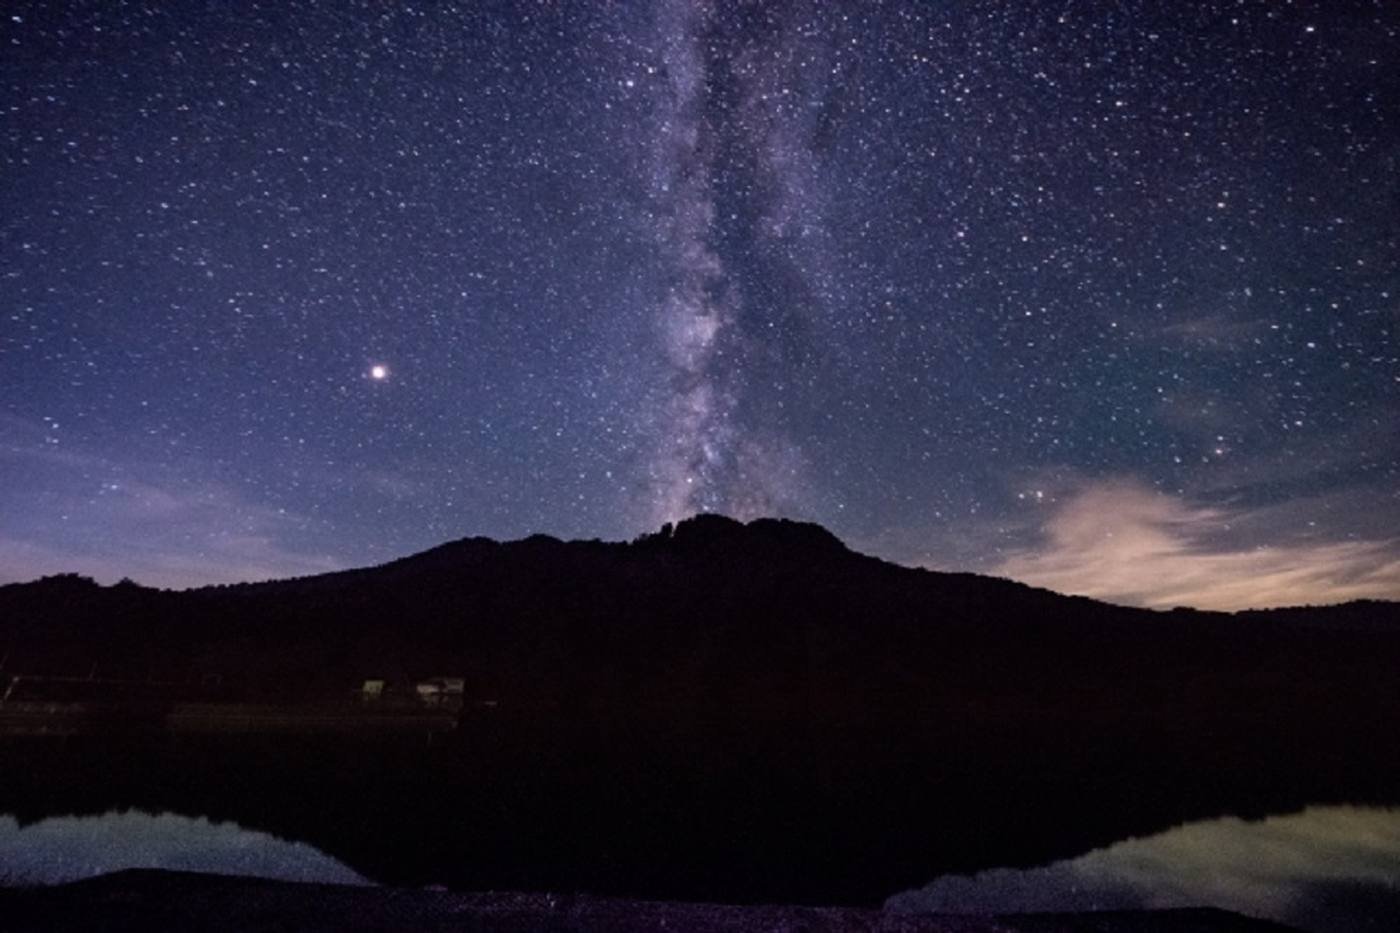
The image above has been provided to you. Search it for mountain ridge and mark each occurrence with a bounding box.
[5,513,1394,621]
[3,514,1398,707]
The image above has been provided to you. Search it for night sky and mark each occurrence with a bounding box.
[4,1,1398,609]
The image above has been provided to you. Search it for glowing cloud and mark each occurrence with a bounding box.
[995,480,1400,610]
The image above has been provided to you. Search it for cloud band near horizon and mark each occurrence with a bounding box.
[993,480,1400,611]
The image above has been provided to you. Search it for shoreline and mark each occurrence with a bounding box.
[0,870,1300,932]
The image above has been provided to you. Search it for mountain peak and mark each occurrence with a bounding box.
[643,514,848,558]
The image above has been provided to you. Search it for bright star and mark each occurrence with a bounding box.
[369,364,389,381]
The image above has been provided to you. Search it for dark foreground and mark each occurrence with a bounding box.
[4,518,1398,904]
[0,871,1299,933]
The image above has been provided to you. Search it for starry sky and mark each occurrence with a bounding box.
[3,1,1398,609]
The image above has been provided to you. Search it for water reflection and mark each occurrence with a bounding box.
[0,810,369,886]
[887,805,1400,933]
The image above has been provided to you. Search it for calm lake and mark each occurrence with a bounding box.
[2,805,1397,933]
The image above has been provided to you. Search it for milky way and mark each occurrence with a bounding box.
[641,0,830,524]
[645,0,736,522]
[3,1,1398,607]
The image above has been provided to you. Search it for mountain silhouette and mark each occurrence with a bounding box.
[3,514,1396,714]
[2,512,1400,714]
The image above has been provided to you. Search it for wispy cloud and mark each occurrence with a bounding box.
[0,426,341,589]
[0,495,342,590]
[994,480,1400,610]
[1159,314,1269,347]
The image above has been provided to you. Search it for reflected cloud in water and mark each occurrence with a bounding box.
[887,805,1400,933]
[0,810,368,886]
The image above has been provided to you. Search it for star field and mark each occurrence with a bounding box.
[3,1,1398,608]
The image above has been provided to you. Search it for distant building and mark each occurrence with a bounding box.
[415,677,465,709]
[360,679,385,703]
